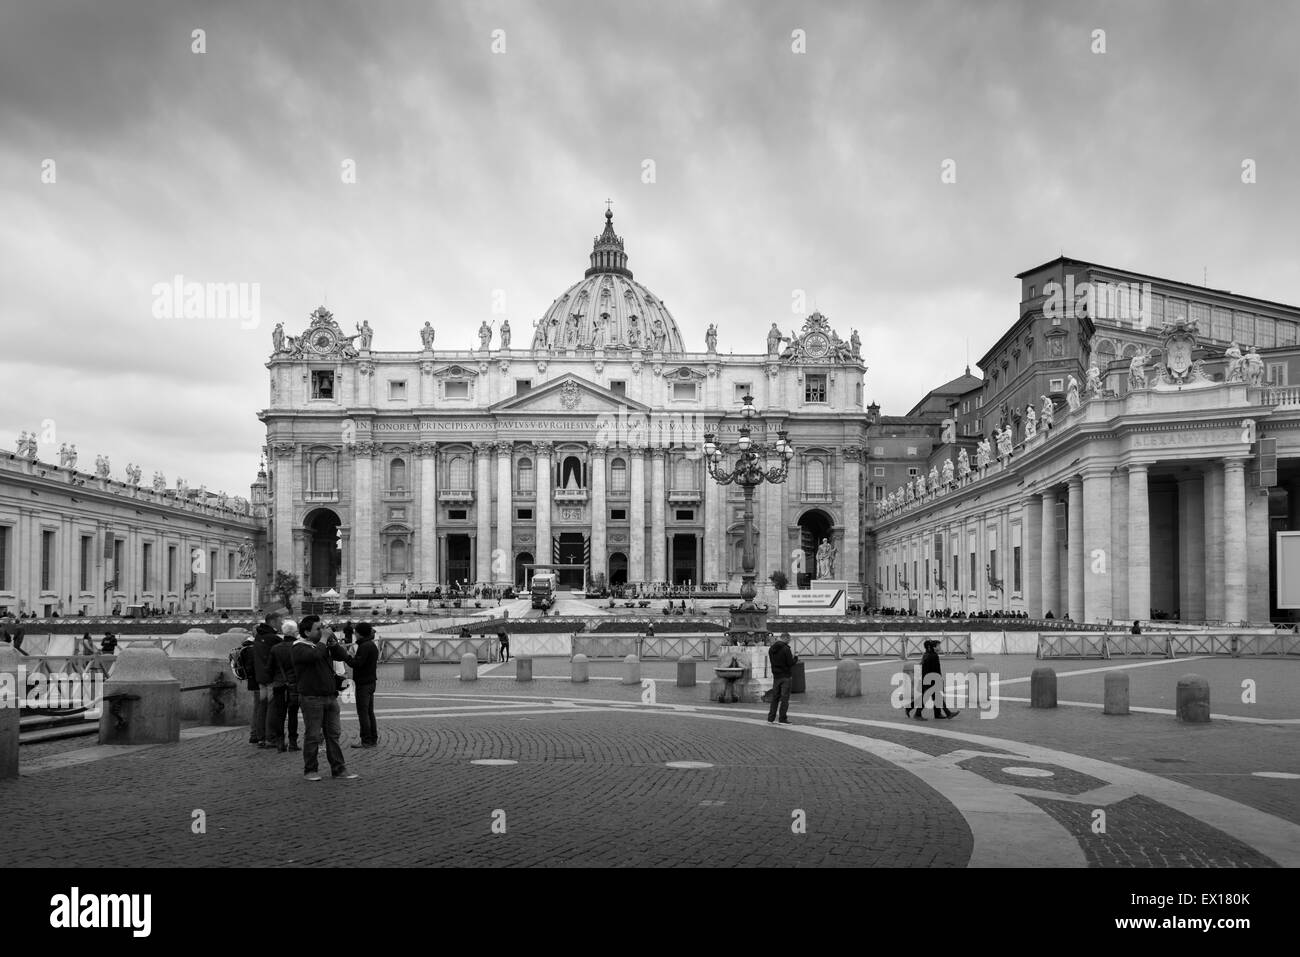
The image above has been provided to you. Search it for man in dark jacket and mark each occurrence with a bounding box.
[252,608,285,749]
[271,621,301,752]
[238,636,261,744]
[349,622,379,749]
[918,639,959,720]
[767,633,798,725]
[290,615,358,781]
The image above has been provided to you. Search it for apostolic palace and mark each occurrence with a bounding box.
[6,210,1300,624]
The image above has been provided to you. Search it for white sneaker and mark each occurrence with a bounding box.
[304,772,322,782]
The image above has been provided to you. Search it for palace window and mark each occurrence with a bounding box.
[80,535,92,592]
[906,447,917,456]
[1211,307,1233,342]
[389,458,407,491]
[873,466,885,477]
[804,458,826,494]
[1267,362,1288,387]
[908,467,919,477]
[115,541,126,588]
[0,526,8,590]
[734,383,752,403]
[388,539,409,574]
[388,380,407,400]
[227,552,235,579]
[873,486,884,501]
[141,542,152,592]
[41,530,55,591]
[1279,322,1298,347]
[804,374,827,403]
[517,458,535,492]
[167,545,177,592]
[855,382,863,406]
[674,458,696,490]
[312,456,335,492]
[609,380,626,396]
[448,456,470,490]
[516,379,532,395]
[1234,312,1254,345]
[447,509,467,520]
[1189,302,1211,333]
[673,382,697,401]
[311,370,335,399]
[517,508,533,521]
[610,508,627,521]
[675,509,694,521]
[873,446,884,456]
[610,458,628,494]
[1257,316,1277,348]
[559,455,585,489]
[444,380,470,399]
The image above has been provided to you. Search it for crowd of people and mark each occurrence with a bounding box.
[870,607,1036,619]
[238,610,378,782]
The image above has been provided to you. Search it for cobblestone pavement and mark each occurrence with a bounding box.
[3,654,1297,868]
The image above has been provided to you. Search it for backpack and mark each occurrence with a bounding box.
[230,645,249,681]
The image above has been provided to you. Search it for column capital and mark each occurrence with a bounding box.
[650,447,667,461]
[590,443,608,458]
[1067,475,1083,489]
[1126,462,1150,475]
[494,441,514,457]
[1222,455,1250,471]
[414,441,435,458]
[534,441,554,457]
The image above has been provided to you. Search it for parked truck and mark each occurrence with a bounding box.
[530,571,558,610]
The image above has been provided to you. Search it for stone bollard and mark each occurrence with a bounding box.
[403,657,422,682]
[966,662,992,709]
[571,654,589,683]
[0,644,19,780]
[1103,672,1130,715]
[1030,667,1057,708]
[622,654,641,685]
[835,659,861,698]
[459,653,477,682]
[676,656,697,688]
[99,647,181,745]
[1176,674,1210,723]
[168,633,249,725]
[516,657,534,682]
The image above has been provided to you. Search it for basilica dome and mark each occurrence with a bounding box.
[528,209,686,355]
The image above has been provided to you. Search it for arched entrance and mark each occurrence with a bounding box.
[514,552,533,590]
[608,552,628,587]
[797,509,834,587]
[304,508,342,590]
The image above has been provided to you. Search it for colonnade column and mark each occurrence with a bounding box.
[843,449,861,585]
[1067,477,1084,621]
[495,443,513,584]
[590,444,607,585]
[535,442,553,567]
[1223,457,1249,623]
[273,444,296,575]
[475,443,493,582]
[1040,491,1059,618]
[1128,464,1151,623]
[1024,495,1042,618]
[352,443,373,587]
[650,449,667,583]
[629,449,646,581]
[418,443,437,586]
[1082,469,1113,623]
[1178,473,1206,622]
[1110,469,1129,622]
[1204,465,1225,621]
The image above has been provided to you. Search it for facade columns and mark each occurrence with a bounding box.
[352,444,373,586]
[703,458,721,584]
[273,446,296,576]
[1204,465,1225,621]
[1082,470,1113,623]
[1024,496,1042,617]
[1177,473,1206,622]
[418,444,437,586]
[1110,469,1129,622]
[475,443,493,582]
[629,449,646,582]
[1128,464,1151,623]
[1067,477,1084,621]
[536,442,553,567]
[495,443,513,584]
[843,449,861,584]
[590,445,608,584]
[1224,457,1249,623]
[650,449,667,582]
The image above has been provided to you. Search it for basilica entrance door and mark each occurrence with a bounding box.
[447,535,471,589]
[671,534,697,586]
[556,533,587,589]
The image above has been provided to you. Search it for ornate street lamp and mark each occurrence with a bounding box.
[702,394,794,645]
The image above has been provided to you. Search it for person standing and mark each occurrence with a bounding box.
[291,616,358,781]
[348,622,379,749]
[497,630,510,662]
[253,608,285,749]
[767,632,798,725]
[238,636,261,744]
[271,620,301,752]
[919,639,959,719]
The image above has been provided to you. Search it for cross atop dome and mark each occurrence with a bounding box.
[586,204,632,279]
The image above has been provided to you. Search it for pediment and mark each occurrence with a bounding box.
[489,374,650,415]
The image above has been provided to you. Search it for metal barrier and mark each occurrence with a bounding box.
[790,634,839,659]
[376,636,495,663]
[508,633,573,658]
[639,636,713,660]
[1166,633,1235,657]
[571,636,640,659]
[1236,632,1300,656]
[838,633,909,658]
[1037,632,1111,659]
[901,633,973,659]
[19,654,118,679]
[1105,633,1172,657]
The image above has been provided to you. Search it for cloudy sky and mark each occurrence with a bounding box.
[3,0,1299,494]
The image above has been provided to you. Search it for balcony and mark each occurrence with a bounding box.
[439,488,475,504]
[668,488,701,504]
[382,487,413,502]
[304,489,339,503]
[554,488,588,503]
[1259,386,1300,410]
[800,490,833,504]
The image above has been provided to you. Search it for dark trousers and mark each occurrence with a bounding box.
[273,686,300,743]
[250,684,265,742]
[499,642,510,661]
[259,685,277,744]
[299,694,346,775]
[355,682,377,745]
[767,676,792,721]
[919,673,948,716]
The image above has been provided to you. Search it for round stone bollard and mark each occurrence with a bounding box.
[835,659,861,698]
[168,633,250,725]
[402,657,422,682]
[1030,667,1057,708]
[1104,672,1130,715]
[1176,674,1211,723]
[571,654,589,683]
[459,653,477,682]
[622,654,641,685]
[99,647,181,745]
[0,644,20,780]
[676,656,697,688]
[516,657,534,682]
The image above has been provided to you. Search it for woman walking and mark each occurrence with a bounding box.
[918,639,959,720]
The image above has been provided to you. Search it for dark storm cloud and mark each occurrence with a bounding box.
[2,0,1298,494]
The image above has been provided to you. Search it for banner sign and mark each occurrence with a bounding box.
[777,588,847,616]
